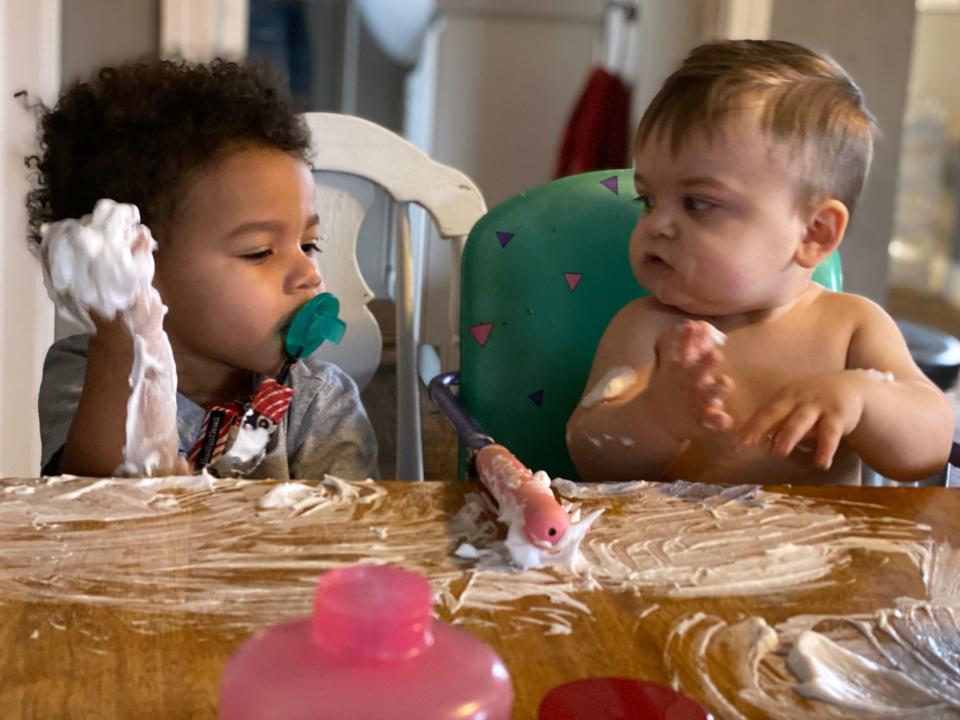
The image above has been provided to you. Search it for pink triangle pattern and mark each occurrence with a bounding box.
[563,272,583,291]
[469,323,494,348]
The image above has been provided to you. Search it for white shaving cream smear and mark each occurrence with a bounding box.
[580,367,639,408]
[662,542,960,718]
[553,479,931,599]
[0,475,935,647]
[863,368,896,383]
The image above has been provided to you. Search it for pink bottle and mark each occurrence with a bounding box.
[219,564,514,720]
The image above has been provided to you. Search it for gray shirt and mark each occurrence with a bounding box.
[38,334,378,480]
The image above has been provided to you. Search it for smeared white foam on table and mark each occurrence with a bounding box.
[1,474,952,716]
[661,542,960,718]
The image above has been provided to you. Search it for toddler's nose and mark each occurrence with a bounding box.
[645,209,676,239]
[301,267,324,293]
[289,254,324,294]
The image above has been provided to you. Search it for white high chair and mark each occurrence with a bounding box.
[301,113,486,481]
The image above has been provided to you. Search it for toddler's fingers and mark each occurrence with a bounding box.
[661,322,686,365]
[691,349,718,388]
[738,400,793,448]
[131,227,152,254]
[685,321,719,365]
[814,417,844,470]
[703,406,734,431]
[678,321,698,366]
[698,373,733,406]
[772,404,820,457]
[715,374,734,398]
[655,328,682,370]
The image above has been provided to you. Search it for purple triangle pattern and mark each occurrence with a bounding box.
[496,231,514,248]
[600,176,619,195]
[528,389,544,407]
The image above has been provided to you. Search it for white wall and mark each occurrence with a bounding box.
[630,0,709,135]
[768,0,916,303]
[0,0,59,477]
[160,0,247,61]
[909,6,960,142]
[424,0,606,207]
[909,9,960,144]
[894,8,960,297]
[62,0,158,85]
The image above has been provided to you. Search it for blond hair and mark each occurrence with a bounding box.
[635,40,875,214]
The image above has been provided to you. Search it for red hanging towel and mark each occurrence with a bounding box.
[554,66,631,178]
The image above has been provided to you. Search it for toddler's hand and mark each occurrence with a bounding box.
[39,199,159,334]
[648,320,734,439]
[737,371,867,470]
[125,281,167,339]
[87,273,165,369]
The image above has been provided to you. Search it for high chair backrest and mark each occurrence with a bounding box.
[303,113,486,480]
[459,169,842,480]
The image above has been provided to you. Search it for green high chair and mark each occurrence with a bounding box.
[436,169,842,481]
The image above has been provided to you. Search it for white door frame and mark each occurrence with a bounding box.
[160,0,249,60]
[704,0,772,40]
[0,0,60,477]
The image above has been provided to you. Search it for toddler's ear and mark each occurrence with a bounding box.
[795,199,848,269]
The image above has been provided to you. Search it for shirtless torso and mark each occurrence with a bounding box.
[567,285,930,485]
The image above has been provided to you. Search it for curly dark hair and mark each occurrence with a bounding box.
[26,58,312,244]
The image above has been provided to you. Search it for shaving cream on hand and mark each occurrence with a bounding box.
[38,199,180,477]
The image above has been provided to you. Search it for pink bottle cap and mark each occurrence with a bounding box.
[312,564,434,663]
[539,678,707,720]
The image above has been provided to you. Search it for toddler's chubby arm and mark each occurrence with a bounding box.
[62,309,141,475]
[567,300,734,481]
[62,295,179,476]
[738,296,954,480]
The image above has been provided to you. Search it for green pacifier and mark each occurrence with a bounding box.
[283,292,347,360]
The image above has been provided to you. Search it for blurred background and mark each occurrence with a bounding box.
[2,0,959,478]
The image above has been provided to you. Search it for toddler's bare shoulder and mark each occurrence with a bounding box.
[609,296,684,332]
[594,298,679,364]
[814,290,892,325]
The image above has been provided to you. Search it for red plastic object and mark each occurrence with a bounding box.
[539,677,708,720]
[220,564,513,719]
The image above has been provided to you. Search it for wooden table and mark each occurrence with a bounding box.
[0,476,958,719]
